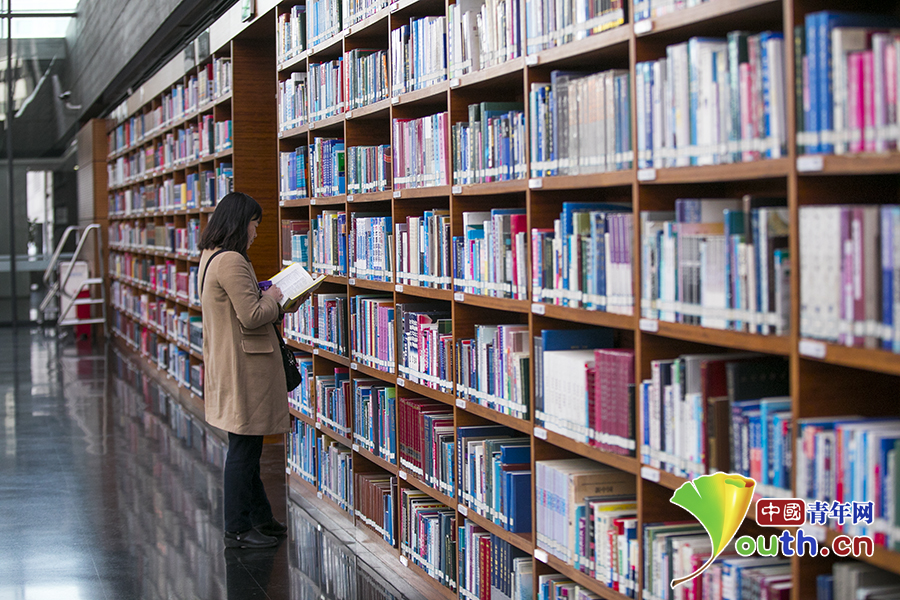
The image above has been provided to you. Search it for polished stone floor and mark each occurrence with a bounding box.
[0,328,427,600]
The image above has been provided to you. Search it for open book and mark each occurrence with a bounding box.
[268,263,326,312]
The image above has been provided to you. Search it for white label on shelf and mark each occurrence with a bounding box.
[528,178,543,189]
[534,549,549,563]
[310,198,317,205]
[454,292,464,302]
[393,190,401,198]
[634,20,653,34]
[395,284,404,293]
[458,504,468,516]
[525,54,539,66]
[286,467,292,475]
[637,168,657,181]
[316,422,322,429]
[346,111,352,119]
[279,200,286,206]
[797,155,824,172]
[313,348,320,355]
[399,556,409,567]
[799,339,827,359]
[351,362,359,370]
[639,318,659,333]
[452,185,462,194]
[399,470,407,480]
[534,426,548,440]
[450,78,460,88]
[392,96,400,104]
[456,398,466,409]
[347,195,354,202]
[397,377,406,387]
[349,278,356,286]
[531,303,546,315]
[352,443,360,452]
[317,491,323,499]
[641,466,661,483]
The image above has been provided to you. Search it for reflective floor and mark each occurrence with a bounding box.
[0,328,427,600]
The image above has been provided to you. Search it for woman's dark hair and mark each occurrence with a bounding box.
[199,192,262,255]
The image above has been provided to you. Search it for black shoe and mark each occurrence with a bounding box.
[224,528,279,549]
[254,518,287,537]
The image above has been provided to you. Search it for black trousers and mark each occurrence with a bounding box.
[223,432,274,533]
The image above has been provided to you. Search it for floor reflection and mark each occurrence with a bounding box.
[0,328,421,600]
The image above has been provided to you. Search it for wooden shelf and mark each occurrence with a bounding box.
[400,468,456,508]
[318,420,355,448]
[311,346,351,366]
[636,0,781,37]
[344,8,389,38]
[286,338,315,354]
[309,194,347,206]
[454,57,525,89]
[646,320,792,355]
[353,444,399,475]
[536,303,635,330]
[528,171,633,190]
[397,375,456,406]
[350,359,396,385]
[279,123,309,139]
[461,507,533,555]
[798,340,900,378]
[544,553,633,600]
[797,152,900,176]
[347,97,391,120]
[393,185,452,200]
[392,80,449,107]
[530,25,630,67]
[394,284,453,302]
[308,31,345,60]
[279,196,309,208]
[347,277,395,292]
[346,190,393,204]
[452,179,528,196]
[537,427,640,475]
[455,293,531,314]
[289,407,317,428]
[456,398,531,435]
[277,52,306,72]
[309,111,346,131]
[640,157,791,184]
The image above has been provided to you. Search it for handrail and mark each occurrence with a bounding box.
[57,224,101,321]
[43,225,80,283]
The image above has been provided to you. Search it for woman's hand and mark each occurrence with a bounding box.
[262,284,284,304]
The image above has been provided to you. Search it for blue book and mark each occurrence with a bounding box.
[507,470,532,533]
[540,327,615,351]
[817,574,834,600]
[500,442,531,465]
[561,202,629,236]
[759,398,791,486]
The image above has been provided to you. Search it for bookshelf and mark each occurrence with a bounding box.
[105,11,279,408]
[275,0,900,595]
[103,0,900,598]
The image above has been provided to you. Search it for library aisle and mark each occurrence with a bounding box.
[0,328,427,600]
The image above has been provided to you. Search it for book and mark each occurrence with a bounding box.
[267,262,327,312]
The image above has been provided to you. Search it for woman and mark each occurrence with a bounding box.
[199,191,288,549]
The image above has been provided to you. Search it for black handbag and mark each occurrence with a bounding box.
[201,249,301,392]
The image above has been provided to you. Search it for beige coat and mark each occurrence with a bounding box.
[199,248,289,435]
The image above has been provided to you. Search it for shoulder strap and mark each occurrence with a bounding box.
[200,249,229,295]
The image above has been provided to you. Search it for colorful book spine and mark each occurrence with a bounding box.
[525,0,624,52]
[350,294,395,372]
[456,324,530,417]
[346,145,391,195]
[396,303,453,391]
[277,5,307,61]
[352,379,396,462]
[312,209,348,275]
[288,417,317,484]
[392,113,449,189]
[318,436,353,512]
[452,104,526,184]
[529,69,632,177]
[448,0,521,79]
[401,489,457,590]
[279,71,309,130]
[345,49,389,110]
[354,471,396,545]
[395,209,452,289]
[390,16,447,95]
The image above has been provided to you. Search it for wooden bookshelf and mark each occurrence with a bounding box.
[101,0,900,596]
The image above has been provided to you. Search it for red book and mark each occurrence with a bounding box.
[479,535,491,600]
